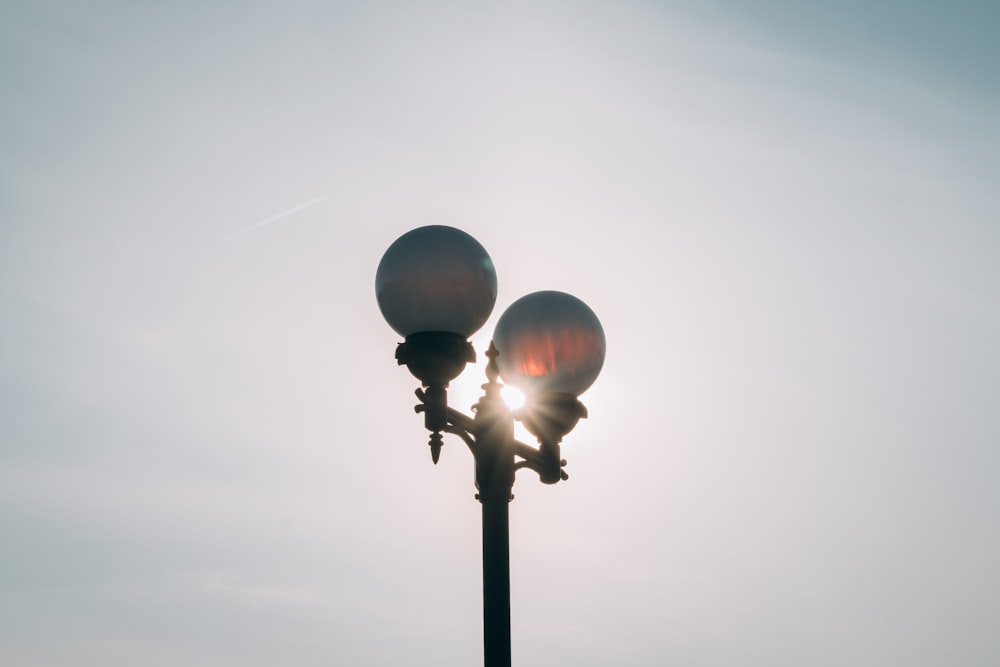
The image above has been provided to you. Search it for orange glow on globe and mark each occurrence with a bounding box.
[492,291,605,397]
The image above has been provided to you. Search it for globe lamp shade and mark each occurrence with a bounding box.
[376,225,498,338]
[491,291,606,397]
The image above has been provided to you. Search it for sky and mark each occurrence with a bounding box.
[2,1,998,665]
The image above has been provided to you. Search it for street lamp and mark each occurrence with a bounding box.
[376,225,606,667]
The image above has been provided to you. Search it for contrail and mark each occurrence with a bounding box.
[225,195,327,241]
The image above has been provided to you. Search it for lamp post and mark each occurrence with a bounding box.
[376,225,606,667]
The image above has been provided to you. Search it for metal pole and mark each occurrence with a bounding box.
[481,492,511,667]
[474,345,514,667]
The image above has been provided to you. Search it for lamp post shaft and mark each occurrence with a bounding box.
[482,492,512,667]
[474,359,515,667]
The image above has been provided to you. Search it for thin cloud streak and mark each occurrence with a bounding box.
[225,195,328,241]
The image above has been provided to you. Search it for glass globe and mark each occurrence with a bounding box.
[376,226,498,338]
[491,291,606,397]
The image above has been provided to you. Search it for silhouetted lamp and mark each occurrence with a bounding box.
[492,291,605,479]
[376,225,498,461]
[376,226,605,667]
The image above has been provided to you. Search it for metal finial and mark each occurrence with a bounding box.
[429,432,443,464]
[485,341,500,384]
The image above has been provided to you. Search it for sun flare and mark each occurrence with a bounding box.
[500,386,525,410]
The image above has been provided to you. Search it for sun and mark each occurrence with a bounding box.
[500,385,525,410]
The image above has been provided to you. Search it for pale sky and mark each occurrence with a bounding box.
[2,2,998,665]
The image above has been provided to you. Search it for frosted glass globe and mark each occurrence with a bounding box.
[491,291,605,397]
[376,226,498,337]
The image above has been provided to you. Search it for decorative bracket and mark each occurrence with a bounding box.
[412,342,573,489]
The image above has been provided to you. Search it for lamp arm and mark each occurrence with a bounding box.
[513,439,568,484]
[444,422,477,455]
[414,387,480,460]
[445,407,476,434]
[513,440,543,465]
